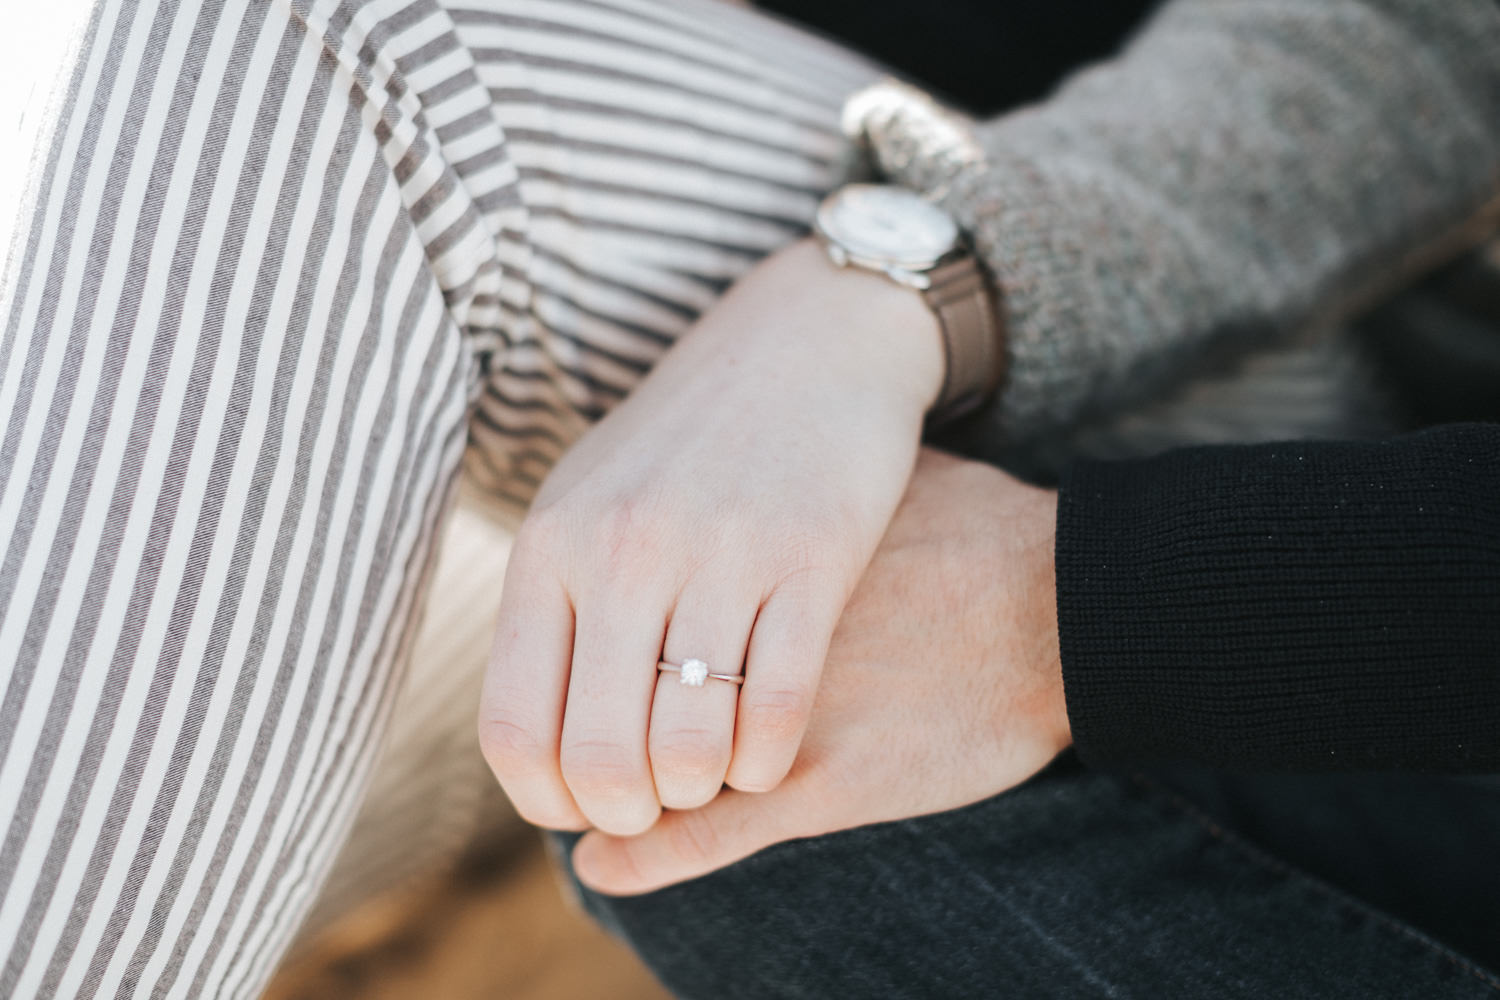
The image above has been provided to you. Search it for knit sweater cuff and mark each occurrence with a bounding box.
[1054,424,1500,773]
[864,1,1500,442]
[862,102,1106,440]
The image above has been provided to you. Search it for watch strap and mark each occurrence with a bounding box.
[923,255,1005,424]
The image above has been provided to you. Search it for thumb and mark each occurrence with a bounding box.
[571,783,812,896]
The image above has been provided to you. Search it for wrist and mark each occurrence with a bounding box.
[756,238,946,415]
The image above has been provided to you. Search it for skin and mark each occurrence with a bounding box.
[570,447,1071,895]
[478,237,946,835]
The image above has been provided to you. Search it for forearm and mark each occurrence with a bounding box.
[872,0,1500,439]
[1055,422,1500,773]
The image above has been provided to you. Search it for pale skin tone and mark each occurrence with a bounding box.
[479,237,944,835]
[478,235,1068,874]
[573,447,1071,894]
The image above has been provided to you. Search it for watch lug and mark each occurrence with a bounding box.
[826,242,850,268]
[883,265,932,291]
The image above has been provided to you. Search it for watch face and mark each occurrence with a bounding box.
[816,184,959,269]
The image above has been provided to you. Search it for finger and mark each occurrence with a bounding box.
[570,783,810,896]
[559,590,670,836]
[725,578,842,793]
[478,538,588,831]
[650,573,758,810]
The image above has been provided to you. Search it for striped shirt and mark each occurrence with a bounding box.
[0,2,874,995]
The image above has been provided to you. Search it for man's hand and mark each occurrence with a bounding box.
[478,239,945,836]
[569,448,1072,894]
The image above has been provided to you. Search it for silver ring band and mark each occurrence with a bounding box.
[658,658,744,687]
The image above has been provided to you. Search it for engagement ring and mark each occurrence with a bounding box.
[657,658,744,687]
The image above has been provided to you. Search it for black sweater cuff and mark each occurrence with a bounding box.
[1055,423,1500,773]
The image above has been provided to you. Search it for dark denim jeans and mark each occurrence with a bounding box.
[550,754,1500,998]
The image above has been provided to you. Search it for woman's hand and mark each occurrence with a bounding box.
[478,238,945,835]
[565,448,1071,893]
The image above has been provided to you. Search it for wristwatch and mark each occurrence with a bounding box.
[813,182,1004,424]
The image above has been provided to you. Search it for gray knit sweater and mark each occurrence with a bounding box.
[863,0,1500,444]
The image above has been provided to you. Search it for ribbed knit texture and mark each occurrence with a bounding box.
[1055,423,1500,772]
[869,0,1500,444]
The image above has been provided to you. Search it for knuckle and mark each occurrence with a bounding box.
[740,686,813,746]
[767,496,859,568]
[513,502,571,558]
[706,503,771,555]
[512,801,584,832]
[477,713,550,775]
[596,494,645,550]
[560,739,648,799]
[766,530,841,587]
[586,494,667,582]
[650,728,730,782]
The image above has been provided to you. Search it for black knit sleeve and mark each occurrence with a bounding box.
[1055,422,1500,773]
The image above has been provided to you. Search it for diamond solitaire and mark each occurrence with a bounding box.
[679,658,709,687]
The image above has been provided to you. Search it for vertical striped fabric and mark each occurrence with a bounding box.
[0,1,876,995]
